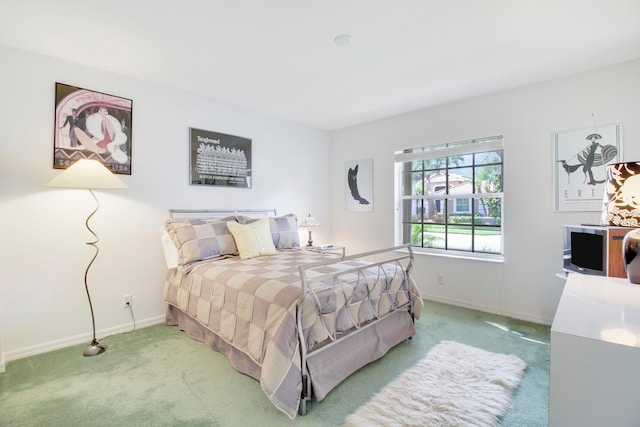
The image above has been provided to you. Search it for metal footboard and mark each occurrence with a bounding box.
[296,244,415,415]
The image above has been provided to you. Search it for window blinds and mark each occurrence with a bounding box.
[394,135,503,163]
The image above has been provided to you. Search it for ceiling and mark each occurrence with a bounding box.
[2,1,640,130]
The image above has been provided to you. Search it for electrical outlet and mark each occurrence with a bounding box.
[122,294,132,308]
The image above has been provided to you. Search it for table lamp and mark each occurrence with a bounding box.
[299,214,320,247]
[601,161,640,284]
[601,162,640,227]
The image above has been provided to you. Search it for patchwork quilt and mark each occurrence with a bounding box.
[163,250,423,418]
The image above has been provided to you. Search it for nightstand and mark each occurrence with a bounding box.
[307,245,345,257]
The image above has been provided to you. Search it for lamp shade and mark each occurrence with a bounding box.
[46,159,128,189]
[601,162,640,227]
[300,214,320,228]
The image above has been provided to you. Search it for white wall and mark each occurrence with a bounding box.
[329,59,640,325]
[2,43,638,368]
[0,44,330,364]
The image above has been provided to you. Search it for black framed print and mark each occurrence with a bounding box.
[54,82,132,175]
[189,128,252,188]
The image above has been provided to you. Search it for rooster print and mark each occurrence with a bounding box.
[554,124,621,212]
[556,133,618,185]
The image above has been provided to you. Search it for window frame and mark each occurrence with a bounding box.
[394,136,504,259]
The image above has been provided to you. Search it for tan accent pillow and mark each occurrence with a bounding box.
[227,218,278,259]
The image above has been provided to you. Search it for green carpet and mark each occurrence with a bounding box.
[0,300,550,426]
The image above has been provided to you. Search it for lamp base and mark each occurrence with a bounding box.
[623,229,640,284]
[83,341,106,357]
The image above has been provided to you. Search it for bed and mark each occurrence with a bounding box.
[161,209,423,418]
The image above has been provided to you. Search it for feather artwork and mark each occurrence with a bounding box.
[347,164,370,205]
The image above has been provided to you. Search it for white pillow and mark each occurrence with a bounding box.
[227,218,278,259]
[161,227,179,269]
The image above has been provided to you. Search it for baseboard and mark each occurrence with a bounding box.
[2,315,166,364]
[421,294,552,326]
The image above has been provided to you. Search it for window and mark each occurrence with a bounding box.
[454,198,471,214]
[395,136,503,256]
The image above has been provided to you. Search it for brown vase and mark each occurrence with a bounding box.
[623,228,640,284]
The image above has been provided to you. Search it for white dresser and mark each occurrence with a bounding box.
[550,273,640,427]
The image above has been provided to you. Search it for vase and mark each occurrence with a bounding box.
[623,228,640,284]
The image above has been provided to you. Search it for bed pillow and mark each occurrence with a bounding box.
[237,213,301,249]
[160,226,180,269]
[165,217,238,266]
[227,218,278,259]
[269,214,301,249]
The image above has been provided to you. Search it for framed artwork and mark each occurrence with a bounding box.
[54,82,132,175]
[553,123,622,211]
[346,159,373,212]
[189,128,252,188]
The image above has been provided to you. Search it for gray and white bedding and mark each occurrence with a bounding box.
[162,214,423,418]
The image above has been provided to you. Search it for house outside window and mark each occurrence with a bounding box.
[394,136,504,257]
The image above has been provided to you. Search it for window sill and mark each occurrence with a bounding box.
[398,247,504,263]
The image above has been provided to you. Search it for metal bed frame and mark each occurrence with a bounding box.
[167,209,417,415]
[295,244,415,414]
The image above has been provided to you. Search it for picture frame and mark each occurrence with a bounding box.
[189,128,252,188]
[553,123,622,212]
[346,159,373,212]
[54,82,132,175]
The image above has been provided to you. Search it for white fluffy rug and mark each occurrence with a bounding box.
[344,341,526,427]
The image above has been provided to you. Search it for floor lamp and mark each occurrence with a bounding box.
[46,159,128,356]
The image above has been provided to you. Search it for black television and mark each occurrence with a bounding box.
[563,225,607,276]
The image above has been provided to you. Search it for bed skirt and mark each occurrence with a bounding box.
[306,309,416,401]
[166,304,262,381]
[166,304,416,405]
